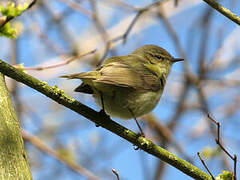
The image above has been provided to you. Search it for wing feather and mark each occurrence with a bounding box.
[61,55,163,92]
[95,60,161,91]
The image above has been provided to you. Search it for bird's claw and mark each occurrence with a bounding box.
[137,132,145,138]
[99,109,110,119]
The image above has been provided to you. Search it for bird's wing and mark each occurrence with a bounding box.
[60,72,99,94]
[60,56,163,92]
[74,83,93,94]
[60,71,100,79]
[94,56,162,91]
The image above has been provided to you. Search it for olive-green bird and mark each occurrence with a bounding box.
[61,45,183,132]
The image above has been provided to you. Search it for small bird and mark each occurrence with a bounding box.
[61,45,183,134]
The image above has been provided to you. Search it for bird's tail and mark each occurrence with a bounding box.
[59,71,99,80]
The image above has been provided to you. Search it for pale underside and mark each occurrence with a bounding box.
[91,82,163,119]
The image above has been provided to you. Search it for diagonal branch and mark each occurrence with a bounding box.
[0,59,211,180]
[203,0,240,25]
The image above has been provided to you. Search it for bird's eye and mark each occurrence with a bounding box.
[154,55,164,61]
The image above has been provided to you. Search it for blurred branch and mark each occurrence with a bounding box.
[13,49,96,71]
[154,6,192,179]
[59,0,93,18]
[41,2,76,53]
[185,9,234,173]
[143,114,192,162]
[10,38,23,117]
[174,0,179,6]
[154,83,189,180]
[0,59,211,180]
[144,113,193,180]
[30,17,66,54]
[156,6,192,76]
[121,0,169,44]
[203,0,240,25]
[102,0,135,11]
[22,129,101,180]
[121,10,143,44]
[197,8,213,79]
[89,0,111,67]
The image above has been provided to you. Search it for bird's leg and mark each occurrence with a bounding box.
[100,92,105,112]
[128,108,145,137]
[98,91,109,118]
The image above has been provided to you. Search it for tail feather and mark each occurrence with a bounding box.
[60,71,99,80]
[74,83,93,94]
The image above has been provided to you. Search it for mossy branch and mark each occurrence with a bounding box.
[203,0,240,25]
[0,59,211,180]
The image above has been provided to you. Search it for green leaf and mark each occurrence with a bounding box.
[0,22,17,38]
[0,2,29,38]
[216,171,234,180]
[0,2,28,17]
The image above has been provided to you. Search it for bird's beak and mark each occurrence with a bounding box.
[172,58,184,63]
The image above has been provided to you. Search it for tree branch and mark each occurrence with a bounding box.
[0,73,32,179]
[0,59,211,180]
[203,0,240,25]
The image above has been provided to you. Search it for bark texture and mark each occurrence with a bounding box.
[0,73,32,180]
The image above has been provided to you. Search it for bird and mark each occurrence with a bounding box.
[60,45,184,135]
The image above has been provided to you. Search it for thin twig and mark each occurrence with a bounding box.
[27,0,38,9]
[197,8,213,80]
[122,10,144,44]
[197,152,215,180]
[31,17,66,54]
[233,155,237,180]
[41,3,76,52]
[207,114,237,180]
[89,0,111,67]
[207,114,220,142]
[96,41,112,67]
[122,0,168,44]
[112,169,120,180]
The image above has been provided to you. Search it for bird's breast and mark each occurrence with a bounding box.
[93,88,163,119]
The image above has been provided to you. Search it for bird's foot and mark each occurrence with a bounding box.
[137,131,145,138]
[133,133,146,151]
[99,109,110,119]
